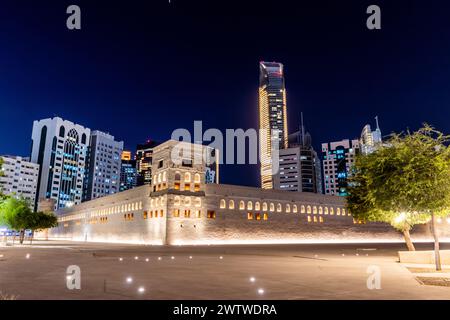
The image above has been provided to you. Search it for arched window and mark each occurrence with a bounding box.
[286,204,291,213]
[313,206,317,214]
[293,204,298,213]
[307,205,311,214]
[175,172,181,181]
[269,203,275,212]
[262,202,268,211]
[184,197,191,206]
[220,199,226,209]
[158,173,162,183]
[276,203,282,212]
[330,207,334,215]
[81,133,87,144]
[194,173,201,183]
[59,126,65,138]
[195,197,201,207]
[184,172,191,183]
[229,200,235,209]
[150,199,154,208]
[239,201,245,210]
[162,171,167,182]
[342,208,347,215]
[155,199,159,207]
[247,201,253,210]
[153,175,157,185]
[160,198,165,206]
[255,202,260,211]
[301,205,305,213]
[337,208,341,215]
[319,206,323,214]
[174,196,181,206]
[324,207,329,215]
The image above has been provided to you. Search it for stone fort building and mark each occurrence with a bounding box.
[47,140,447,245]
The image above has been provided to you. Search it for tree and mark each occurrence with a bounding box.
[27,211,58,244]
[0,197,32,244]
[347,125,450,270]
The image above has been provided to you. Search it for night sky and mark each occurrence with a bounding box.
[1,0,450,187]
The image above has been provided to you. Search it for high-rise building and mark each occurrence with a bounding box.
[322,139,359,196]
[136,140,160,186]
[0,155,39,210]
[259,61,288,189]
[30,117,90,210]
[360,116,382,155]
[83,130,123,201]
[120,151,138,192]
[274,114,322,193]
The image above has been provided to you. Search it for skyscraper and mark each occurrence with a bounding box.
[274,114,322,193]
[360,116,382,155]
[83,130,123,201]
[321,139,360,196]
[136,140,161,186]
[120,151,138,192]
[259,61,288,189]
[30,117,90,209]
[0,155,39,210]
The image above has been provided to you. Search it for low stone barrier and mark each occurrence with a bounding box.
[398,250,450,264]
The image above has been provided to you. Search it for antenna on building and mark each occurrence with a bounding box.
[300,112,305,146]
[375,115,380,130]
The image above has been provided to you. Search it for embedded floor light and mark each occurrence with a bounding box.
[126,277,133,284]
[219,256,223,260]
[257,288,265,295]
[145,258,149,262]
[189,256,193,259]
[25,253,30,259]
[138,287,145,293]
[134,256,139,260]
[119,257,123,261]
[249,277,256,283]
[158,257,162,260]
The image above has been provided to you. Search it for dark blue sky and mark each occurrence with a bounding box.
[1,0,450,186]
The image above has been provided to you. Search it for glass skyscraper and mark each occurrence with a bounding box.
[259,61,288,189]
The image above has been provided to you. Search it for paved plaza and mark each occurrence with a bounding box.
[1,241,450,300]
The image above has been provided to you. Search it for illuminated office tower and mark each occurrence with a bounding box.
[135,140,161,186]
[322,139,359,196]
[30,117,90,210]
[259,61,288,189]
[360,116,382,155]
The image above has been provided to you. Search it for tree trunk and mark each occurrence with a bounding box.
[19,230,25,244]
[402,229,415,251]
[430,213,442,271]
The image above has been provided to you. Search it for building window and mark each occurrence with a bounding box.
[194,197,201,207]
[159,210,164,217]
[293,204,298,213]
[194,173,201,183]
[184,172,191,183]
[319,216,324,223]
[262,202,268,211]
[301,205,305,214]
[143,211,148,219]
[239,201,245,210]
[269,203,275,212]
[276,203,282,212]
[184,196,191,206]
[173,209,180,218]
[207,210,216,219]
[196,210,201,218]
[184,183,191,191]
[174,196,181,206]
[286,204,291,213]
[313,216,317,223]
[220,199,226,209]
[247,201,253,210]
[313,206,317,214]
[255,202,260,211]
[175,172,181,181]
[194,184,200,192]
[307,216,312,223]
[229,200,235,209]
[319,206,323,215]
[324,207,329,215]
[342,208,347,216]
[174,182,180,190]
[330,207,334,215]
[184,210,191,218]
[162,171,167,182]
[337,208,341,216]
[307,205,311,214]
[247,212,253,220]
[263,213,268,221]
[255,213,261,220]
